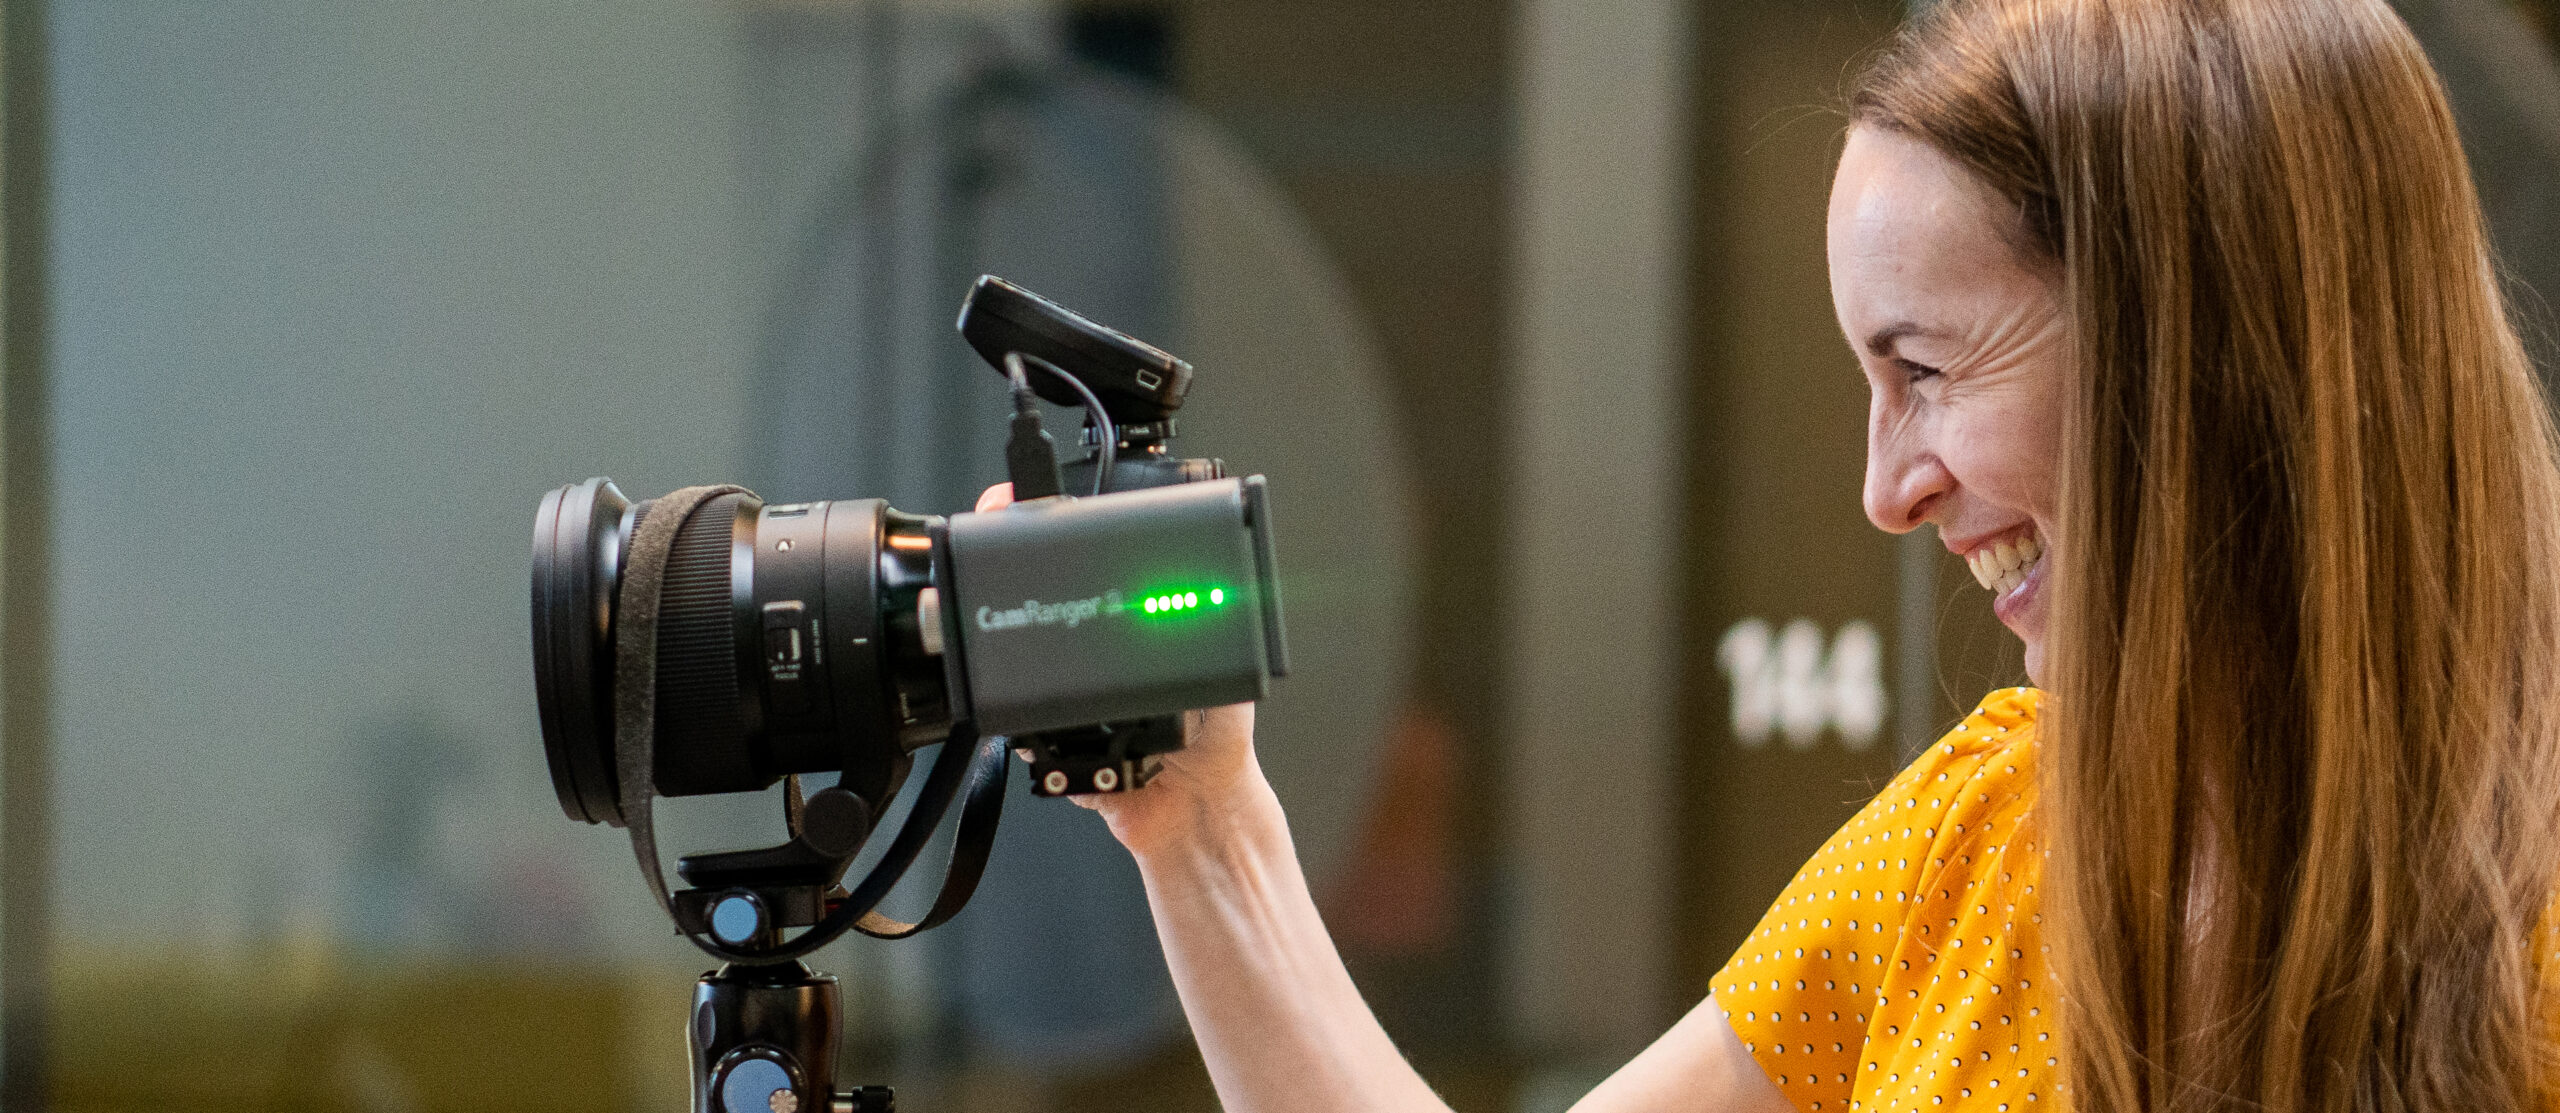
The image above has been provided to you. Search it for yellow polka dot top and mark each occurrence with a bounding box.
[1710,687,2050,1112]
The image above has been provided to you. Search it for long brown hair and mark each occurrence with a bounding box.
[1852,0,2560,1109]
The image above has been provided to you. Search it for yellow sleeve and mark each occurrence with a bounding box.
[1707,689,2039,1113]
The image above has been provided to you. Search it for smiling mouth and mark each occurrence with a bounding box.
[1966,532,2045,596]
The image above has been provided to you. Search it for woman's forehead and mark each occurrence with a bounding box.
[1829,127,2045,333]
[1831,129,2019,272]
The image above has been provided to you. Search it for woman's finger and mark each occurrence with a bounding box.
[975,482,1015,512]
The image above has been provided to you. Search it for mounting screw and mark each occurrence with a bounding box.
[1092,767,1120,792]
[1042,770,1069,794]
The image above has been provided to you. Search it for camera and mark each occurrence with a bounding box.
[527,277,1289,1113]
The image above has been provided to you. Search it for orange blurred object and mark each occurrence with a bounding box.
[1322,701,1460,958]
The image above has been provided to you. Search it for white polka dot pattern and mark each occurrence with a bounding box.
[1708,688,2049,1112]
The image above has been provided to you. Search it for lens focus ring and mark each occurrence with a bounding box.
[653,492,754,794]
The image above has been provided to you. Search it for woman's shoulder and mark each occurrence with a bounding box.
[1708,687,2053,1111]
[1714,686,2044,977]
[1876,686,2040,809]
[1932,685,2039,757]
[1752,685,2043,906]
[1715,686,2045,974]
[1840,686,2041,901]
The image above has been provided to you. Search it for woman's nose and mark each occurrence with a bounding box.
[1864,415,1952,534]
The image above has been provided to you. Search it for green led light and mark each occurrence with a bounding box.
[1134,585,1232,619]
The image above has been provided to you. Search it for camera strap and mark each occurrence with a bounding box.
[852,733,1009,939]
[611,483,752,918]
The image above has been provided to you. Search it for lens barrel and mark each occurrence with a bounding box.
[530,479,946,826]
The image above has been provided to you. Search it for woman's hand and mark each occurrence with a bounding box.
[972,482,1267,860]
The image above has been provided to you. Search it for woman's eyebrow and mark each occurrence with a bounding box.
[1864,320,1938,357]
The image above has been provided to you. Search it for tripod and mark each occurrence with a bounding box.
[689,957,892,1113]
[667,783,914,1113]
[661,735,1007,1113]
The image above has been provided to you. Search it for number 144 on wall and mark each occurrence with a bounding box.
[1716,618,1886,750]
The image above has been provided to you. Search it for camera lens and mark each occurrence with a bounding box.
[530,478,948,826]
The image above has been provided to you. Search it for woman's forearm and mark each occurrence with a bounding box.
[1132,770,1452,1113]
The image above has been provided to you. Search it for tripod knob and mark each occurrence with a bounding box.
[717,1052,798,1113]
[710,891,769,946]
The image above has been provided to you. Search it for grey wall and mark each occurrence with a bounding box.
[48,0,755,955]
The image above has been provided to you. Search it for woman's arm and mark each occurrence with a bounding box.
[1569,994,1797,1113]
[1124,722,1447,1113]
[1108,708,1793,1113]
[973,484,1793,1113]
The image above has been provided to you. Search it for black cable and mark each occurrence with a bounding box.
[1003,351,1117,496]
[1001,358,1067,500]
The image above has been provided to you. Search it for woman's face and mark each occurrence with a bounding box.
[1828,125,2069,685]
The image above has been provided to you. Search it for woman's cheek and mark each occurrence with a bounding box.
[1964,416,2049,510]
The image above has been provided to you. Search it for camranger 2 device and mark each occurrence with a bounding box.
[943,476,1285,740]
[528,276,1288,1113]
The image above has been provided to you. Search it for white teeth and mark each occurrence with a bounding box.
[1965,544,1997,590]
[1966,533,2044,596]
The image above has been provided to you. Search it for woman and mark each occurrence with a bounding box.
[988,0,2560,1107]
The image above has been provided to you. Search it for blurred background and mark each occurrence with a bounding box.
[0,0,2550,1111]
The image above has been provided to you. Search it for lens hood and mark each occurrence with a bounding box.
[532,477,632,825]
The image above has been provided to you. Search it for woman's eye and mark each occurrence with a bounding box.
[1897,358,1941,383]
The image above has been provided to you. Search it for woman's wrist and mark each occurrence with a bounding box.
[1122,761,1289,874]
